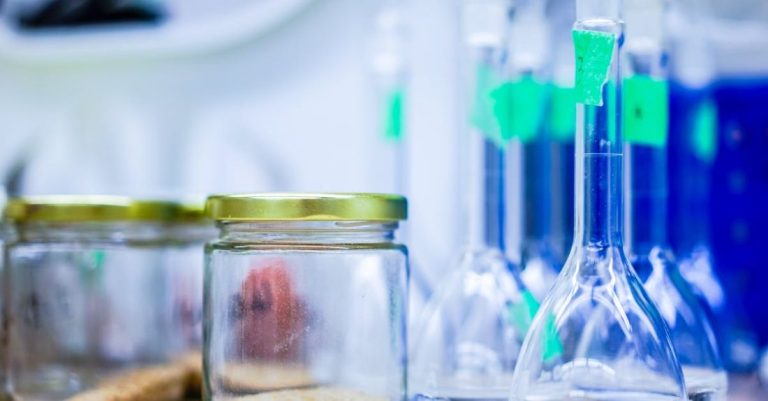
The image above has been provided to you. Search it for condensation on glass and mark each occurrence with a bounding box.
[0,196,210,401]
[203,193,408,401]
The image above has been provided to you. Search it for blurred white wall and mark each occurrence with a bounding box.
[0,0,462,287]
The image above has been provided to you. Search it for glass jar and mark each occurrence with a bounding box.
[0,196,209,401]
[204,193,408,401]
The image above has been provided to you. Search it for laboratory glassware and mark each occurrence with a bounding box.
[410,1,536,400]
[1,196,201,400]
[509,1,687,400]
[623,1,728,399]
[506,0,562,302]
[369,0,432,332]
[204,193,408,401]
[545,0,577,263]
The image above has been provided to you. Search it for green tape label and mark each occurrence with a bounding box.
[542,313,563,362]
[492,76,548,144]
[692,99,718,163]
[623,75,669,147]
[508,290,539,337]
[471,64,505,146]
[573,30,616,106]
[384,88,404,142]
[549,85,576,141]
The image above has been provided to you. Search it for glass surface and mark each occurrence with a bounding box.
[623,1,727,399]
[2,222,194,401]
[204,221,407,401]
[410,2,535,400]
[509,2,687,400]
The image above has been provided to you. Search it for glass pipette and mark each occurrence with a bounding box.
[503,0,562,303]
[509,0,686,399]
[622,1,728,399]
[410,1,536,400]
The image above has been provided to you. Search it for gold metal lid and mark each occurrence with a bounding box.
[205,193,407,222]
[4,195,189,223]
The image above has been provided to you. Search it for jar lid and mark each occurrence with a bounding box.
[4,195,198,223]
[205,193,407,222]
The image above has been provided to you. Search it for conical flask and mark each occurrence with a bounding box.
[410,1,537,400]
[622,1,727,399]
[509,1,687,400]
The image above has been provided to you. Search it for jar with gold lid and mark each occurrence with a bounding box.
[204,193,408,401]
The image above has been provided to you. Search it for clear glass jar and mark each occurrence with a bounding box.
[0,196,208,401]
[204,193,408,401]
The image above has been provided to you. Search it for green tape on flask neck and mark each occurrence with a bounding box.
[692,99,718,163]
[470,63,506,146]
[549,85,576,141]
[623,75,669,147]
[492,76,549,144]
[572,30,616,106]
[384,88,405,142]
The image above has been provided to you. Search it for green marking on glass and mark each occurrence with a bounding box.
[572,30,616,106]
[471,63,505,146]
[692,99,718,163]
[81,250,106,285]
[549,85,576,141]
[623,75,669,147]
[509,290,540,336]
[492,76,548,143]
[542,313,563,362]
[384,88,405,142]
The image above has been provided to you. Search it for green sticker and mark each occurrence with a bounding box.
[492,76,548,144]
[549,85,576,141]
[384,88,404,142]
[692,99,718,163]
[623,75,669,147]
[509,290,540,336]
[471,63,505,146]
[542,313,563,362]
[573,30,616,106]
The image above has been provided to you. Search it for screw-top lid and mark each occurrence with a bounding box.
[205,193,407,222]
[4,195,202,223]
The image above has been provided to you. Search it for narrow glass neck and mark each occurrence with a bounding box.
[624,30,669,253]
[573,21,623,248]
[465,48,506,250]
[524,140,553,242]
[627,144,668,253]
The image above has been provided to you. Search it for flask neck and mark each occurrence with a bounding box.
[463,47,507,250]
[572,21,624,249]
[626,144,669,254]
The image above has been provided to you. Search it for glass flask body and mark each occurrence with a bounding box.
[509,4,687,400]
[3,221,188,401]
[622,0,727,398]
[204,220,408,401]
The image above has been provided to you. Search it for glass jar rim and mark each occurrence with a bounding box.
[205,193,407,223]
[4,195,207,224]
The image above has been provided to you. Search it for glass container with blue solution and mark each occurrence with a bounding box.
[503,0,562,302]
[544,0,577,272]
[622,0,727,399]
[368,0,433,335]
[509,0,686,399]
[409,1,537,400]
